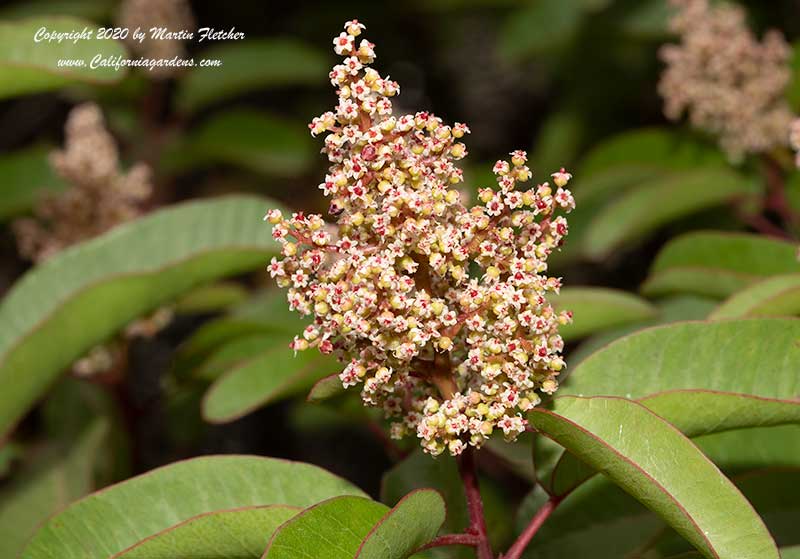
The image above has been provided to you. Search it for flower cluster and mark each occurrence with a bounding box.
[13,103,166,377]
[658,0,795,161]
[117,0,195,77]
[13,103,151,263]
[266,21,574,456]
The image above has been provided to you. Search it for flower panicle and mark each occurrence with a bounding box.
[658,0,794,161]
[265,20,575,456]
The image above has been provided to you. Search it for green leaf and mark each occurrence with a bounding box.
[356,489,446,558]
[307,373,346,402]
[579,128,723,177]
[642,232,800,298]
[561,318,800,436]
[710,274,800,319]
[530,110,584,174]
[518,463,800,559]
[202,344,339,423]
[529,396,779,559]
[694,426,800,474]
[23,455,367,558]
[655,468,800,556]
[567,294,717,367]
[264,496,389,559]
[500,0,583,59]
[0,195,280,438]
[173,282,250,314]
[0,419,108,557]
[550,287,658,341]
[483,432,536,483]
[176,39,329,113]
[788,40,800,112]
[582,168,759,259]
[0,145,66,221]
[175,289,301,367]
[195,333,290,380]
[115,505,300,559]
[620,0,672,39]
[0,17,127,99]
[166,110,315,178]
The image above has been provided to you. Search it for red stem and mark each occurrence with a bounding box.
[737,211,793,240]
[501,496,562,559]
[762,154,798,227]
[458,448,494,559]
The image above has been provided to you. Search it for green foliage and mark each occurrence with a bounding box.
[0,146,65,221]
[165,109,315,178]
[529,397,779,559]
[0,419,108,557]
[2,5,799,558]
[202,341,338,422]
[22,456,367,558]
[0,196,281,437]
[0,17,127,99]
[550,287,658,340]
[116,506,300,559]
[582,168,759,259]
[643,232,800,298]
[709,274,800,319]
[175,39,329,113]
[356,490,446,559]
[561,319,800,435]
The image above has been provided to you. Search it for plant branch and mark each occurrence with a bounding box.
[458,447,494,559]
[762,154,799,227]
[500,495,563,559]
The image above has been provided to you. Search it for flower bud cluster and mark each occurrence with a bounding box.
[13,103,151,263]
[267,21,574,456]
[658,0,795,161]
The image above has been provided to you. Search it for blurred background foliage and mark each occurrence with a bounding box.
[1,0,800,557]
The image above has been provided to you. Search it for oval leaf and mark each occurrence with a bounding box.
[0,420,107,557]
[263,496,389,559]
[710,274,800,319]
[0,195,280,438]
[307,373,346,402]
[0,145,65,221]
[114,505,300,559]
[551,287,658,341]
[529,396,778,559]
[0,16,127,98]
[167,110,315,178]
[356,489,446,558]
[202,345,338,423]
[176,39,329,113]
[561,318,800,436]
[23,455,366,558]
[582,168,759,260]
[643,232,800,298]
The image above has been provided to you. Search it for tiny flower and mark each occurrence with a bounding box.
[551,168,572,188]
[333,32,354,55]
[264,20,574,457]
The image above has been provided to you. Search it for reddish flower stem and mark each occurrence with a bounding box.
[762,154,799,227]
[501,496,563,559]
[458,448,494,559]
